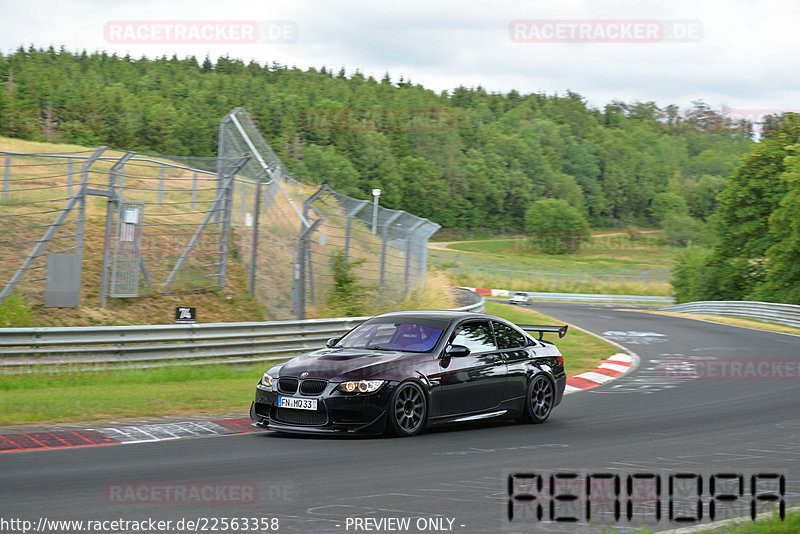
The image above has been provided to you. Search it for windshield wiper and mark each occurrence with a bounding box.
[365,345,392,350]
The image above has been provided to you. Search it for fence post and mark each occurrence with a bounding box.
[158,165,165,204]
[292,218,323,320]
[344,200,369,262]
[405,220,426,289]
[191,172,197,209]
[218,156,249,290]
[100,152,133,306]
[117,160,125,200]
[2,155,9,200]
[249,175,265,298]
[241,181,247,216]
[67,158,73,197]
[379,212,402,295]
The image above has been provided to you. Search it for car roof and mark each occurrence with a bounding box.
[371,310,510,324]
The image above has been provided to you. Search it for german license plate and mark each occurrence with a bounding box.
[278,397,317,410]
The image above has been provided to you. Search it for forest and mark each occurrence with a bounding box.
[0,46,756,234]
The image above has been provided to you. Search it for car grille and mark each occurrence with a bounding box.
[272,407,327,426]
[300,379,327,395]
[278,378,298,394]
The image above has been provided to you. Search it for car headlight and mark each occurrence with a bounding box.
[261,372,274,388]
[337,380,384,394]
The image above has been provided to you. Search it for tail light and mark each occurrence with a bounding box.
[557,353,564,367]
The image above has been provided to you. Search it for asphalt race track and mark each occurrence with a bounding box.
[2,302,799,533]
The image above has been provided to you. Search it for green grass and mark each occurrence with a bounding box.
[0,362,281,426]
[618,508,799,533]
[485,301,620,376]
[0,293,35,327]
[430,233,677,296]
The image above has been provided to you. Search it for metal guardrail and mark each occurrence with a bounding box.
[527,292,674,303]
[659,300,800,328]
[490,289,674,303]
[0,293,485,370]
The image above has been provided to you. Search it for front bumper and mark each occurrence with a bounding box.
[250,382,394,435]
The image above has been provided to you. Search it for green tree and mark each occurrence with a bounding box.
[671,246,715,303]
[757,143,800,303]
[296,143,360,197]
[662,214,709,247]
[649,192,689,225]
[524,198,590,254]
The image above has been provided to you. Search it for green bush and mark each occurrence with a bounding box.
[649,192,689,224]
[663,214,711,247]
[524,198,590,254]
[327,250,374,317]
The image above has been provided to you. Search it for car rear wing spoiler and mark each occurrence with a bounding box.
[517,324,568,340]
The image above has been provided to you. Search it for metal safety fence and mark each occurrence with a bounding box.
[218,108,440,319]
[0,147,247,306]
[661,301,800,328]
[1,109,441,317]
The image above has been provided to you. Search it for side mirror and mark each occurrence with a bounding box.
[445,344,470,357]
[326,337,340,348]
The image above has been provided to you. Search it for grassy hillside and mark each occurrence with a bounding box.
[430,231,675,295]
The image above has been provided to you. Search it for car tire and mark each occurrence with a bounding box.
[518,374,554,424]
[387,381,427,437]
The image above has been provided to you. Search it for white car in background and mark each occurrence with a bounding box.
[509,292,530,305]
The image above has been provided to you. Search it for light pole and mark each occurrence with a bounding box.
[371,188,381,234]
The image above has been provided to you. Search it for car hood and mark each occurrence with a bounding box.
[278,348,419,381]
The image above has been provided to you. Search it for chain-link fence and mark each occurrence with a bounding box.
[218,108,440,319]
[1,108,440,317]
[0,147,247,306]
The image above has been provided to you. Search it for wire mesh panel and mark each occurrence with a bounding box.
[0,149,97,305]
[218,108,441,319]
[0,148,245,307]
[107,154,227,294]
[110,201,144,297]
[0,109,442,314]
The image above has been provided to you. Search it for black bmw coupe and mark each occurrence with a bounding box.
[250,310,567,437]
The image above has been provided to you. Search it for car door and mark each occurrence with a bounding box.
[491,320,534,401]
[433,319,507,416]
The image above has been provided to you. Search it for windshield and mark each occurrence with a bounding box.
[336,319,446,353]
